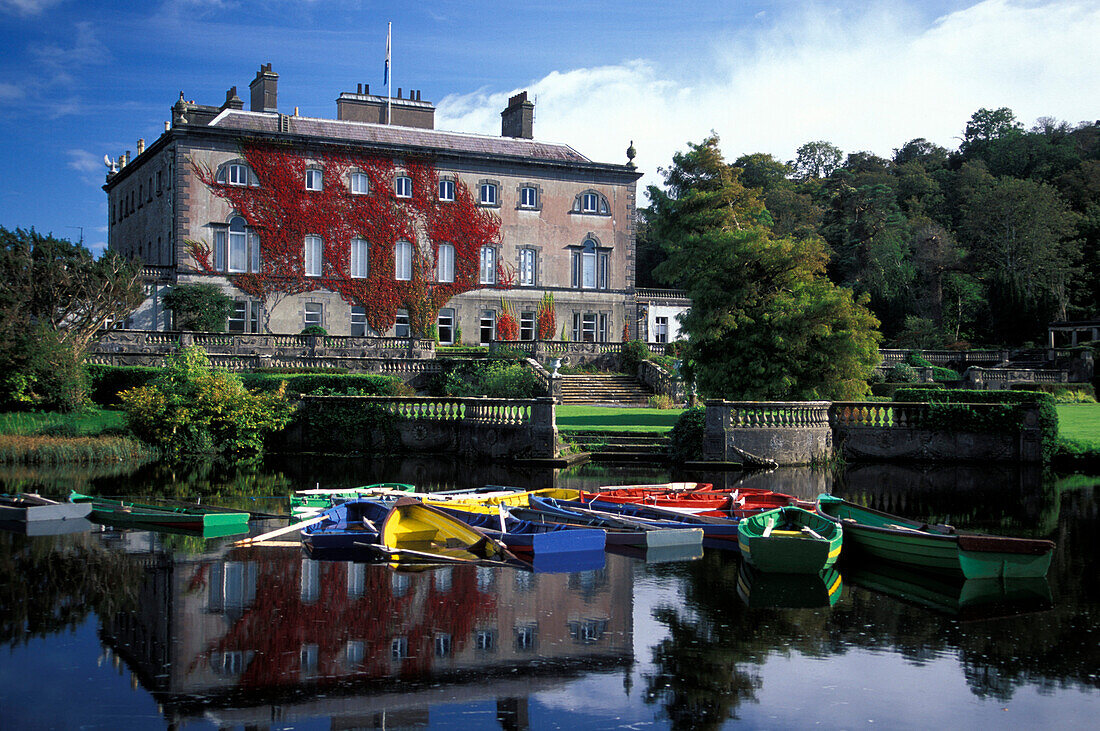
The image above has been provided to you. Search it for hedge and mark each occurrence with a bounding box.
[894,387,1058,461]
[238,372,412,397]
[85,365,163,406]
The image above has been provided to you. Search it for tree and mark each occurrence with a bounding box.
[162,283,233,332]
[650,138,881,400]
[791,141,843,181]
[731,153,791,192]
[0,227,142,410]
[959,176,1080,341]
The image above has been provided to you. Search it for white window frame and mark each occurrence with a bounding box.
[305,168,323,192]
[480,182,497,206]
[520,186,537,208]
[518,248,536,286]
[304,235,323,277]
[437,243,455,283]
[395,240,412,281]
[350,171,369,195]
[228,217,248,273]
[228,164,249,186]
[480,310,495,345]
[350,237,369,278]
[655,316,669,344]
[520,311,535,341]
[480,246,496,285]
[438,179,455,202]
[395,175,412,198]
[395,310,410,338]
[304,302,323,328]
[350,306,369,336]
[437,308,455,345]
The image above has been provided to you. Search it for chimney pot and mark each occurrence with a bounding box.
[397,88,402,99]
[357,83,362,94]
[136,138,145,155]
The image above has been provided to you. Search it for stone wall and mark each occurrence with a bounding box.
[703,401,833,465]
[276,396,559,461]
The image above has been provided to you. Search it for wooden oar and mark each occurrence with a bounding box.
[885,523,927,534]
[232,513,327,546]
[762,520,776,538]
[801,526,826,540]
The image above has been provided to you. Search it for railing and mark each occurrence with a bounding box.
[878,349,1012,366]
[638,360,684,402]
[707,401,832,428]
[524,357,554,397]
[92,330,436,360]
[828,401,1040,428]
[636,288,690,302]
[967,367,1068,385]
[303,396,546,427]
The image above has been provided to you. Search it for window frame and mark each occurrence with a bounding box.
[395,309,410,338]
[479,246,497,285]
[394,175,413,198]
[305,168,323,192]
[304,301,323,328]
[437,243,455,283]
[394,239,413,281]
[573,189,610,215]
[304,235,323,277]
[519,185,539,209]
[350,237,369,278]
[350,306,369,337]
[349,171,369,195]
[518,247,536,287]
[437,308,455,345]
[479,181,498,207]
[438,178,455,202]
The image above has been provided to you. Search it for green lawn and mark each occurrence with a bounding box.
[0,409,128,436]
[556,405,686,432]
[1057,403,1100,448]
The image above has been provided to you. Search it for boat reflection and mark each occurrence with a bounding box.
[736,562,843,608]
[97,539,634,726]
[843,558,1053,620]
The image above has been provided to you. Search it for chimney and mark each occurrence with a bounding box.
[501,91,534,139]
[136,138,145,155]
[249,63,278,112]
[222,86,244,111]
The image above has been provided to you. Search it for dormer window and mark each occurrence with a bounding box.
[350,172,369,195]
[395,175,412,198]
[305,168,323,192]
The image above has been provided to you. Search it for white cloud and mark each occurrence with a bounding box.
[0,0,64,16]
[0,82,23,100]
[436,0,1100,196]
[33,21,110,85]
[67,149,104,175]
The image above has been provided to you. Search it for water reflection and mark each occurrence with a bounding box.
[0,460,1097,728]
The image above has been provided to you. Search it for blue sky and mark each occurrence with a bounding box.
[1,0,1097,255]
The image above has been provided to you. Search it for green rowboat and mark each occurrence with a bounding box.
[816,494,1055,579]
[737,505,843,573]
[70,491,250,531]
[290,483,416,515]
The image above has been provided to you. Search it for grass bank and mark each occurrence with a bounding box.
[1056,403,1100,468]
[556,405,685,433]
[0,410,156,465]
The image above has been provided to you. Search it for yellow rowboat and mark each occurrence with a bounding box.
[422,488,581,514]
[380,497,514,562]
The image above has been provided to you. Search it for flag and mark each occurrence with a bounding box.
[384,23,390,86]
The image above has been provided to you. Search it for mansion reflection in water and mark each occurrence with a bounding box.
[99,537,634,727]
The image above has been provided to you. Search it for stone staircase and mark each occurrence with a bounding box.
[563,430,671,462]
[559,374,653,405]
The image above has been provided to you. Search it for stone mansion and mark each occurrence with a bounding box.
[103,64,679,345]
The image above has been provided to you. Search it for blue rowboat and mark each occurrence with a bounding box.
[530,496,741,550]
[300,499,391,553]
[432,505,606,556]
[504,503,704,550]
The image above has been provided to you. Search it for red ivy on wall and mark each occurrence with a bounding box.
[192,142,505,335]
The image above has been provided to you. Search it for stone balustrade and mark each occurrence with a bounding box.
[638,360,684,403]
[878,349,1013,366]
[704,401,833,465]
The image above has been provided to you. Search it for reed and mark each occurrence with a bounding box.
[0,434,157,465]
[0,410,128,436]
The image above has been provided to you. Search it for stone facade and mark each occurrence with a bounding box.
[104,64,641,345]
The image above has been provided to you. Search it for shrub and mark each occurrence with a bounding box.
[668,406,706,463]
[119,346,295,458]
[886,362,919,383]
[931,365,961,382]
[905,351,935,368]
[291,399,399,454]
[648,394,678,409]
[86,365,163,406]
[0,326,90,412]
[238,372,410,397]
[300,325,328,336]
[162,284,232,332]
[619,339,651,375]
[664,340,686,358]
[894,388,1058,461]
[481,363,542,398]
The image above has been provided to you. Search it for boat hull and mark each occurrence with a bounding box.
[433,505,606,556]
[0,495,92,523]
[816,494,1055,579]
[301,499,390,551]
[737,506,842,573]
[70,491,250,531]
[381,498,511,562]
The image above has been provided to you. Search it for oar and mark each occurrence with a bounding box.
[762,520,776,538]
[801,526,826,540]
[231,513,327,546]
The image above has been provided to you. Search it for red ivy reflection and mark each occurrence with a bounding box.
[192,144,506,335]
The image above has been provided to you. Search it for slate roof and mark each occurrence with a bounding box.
[209,110,593,165]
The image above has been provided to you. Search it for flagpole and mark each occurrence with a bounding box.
[386,22,392,125]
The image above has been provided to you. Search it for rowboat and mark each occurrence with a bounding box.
[70,491,251,532]
[578,486,810,518]
[816,494,1055,579]
[737,505,843,573]
[380,497,514,562]
[736,563,844,608]
[431,504,606,556]
[531,496,742,550]
[503,503,704,550]
[300,499,392,553]
[0,517,94,537]
[0,493,92,522]
[291,483,416,516]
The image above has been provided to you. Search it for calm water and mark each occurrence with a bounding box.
[1,459,1098,730]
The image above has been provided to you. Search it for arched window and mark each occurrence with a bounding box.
[395,240,412,281]
[437,243,455,283]
[215,160,258,186]
[572,189,609,215]
[571,237,609,289]
[304,235,323,277]
[349,171,369,195]
[350,237,369,278]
